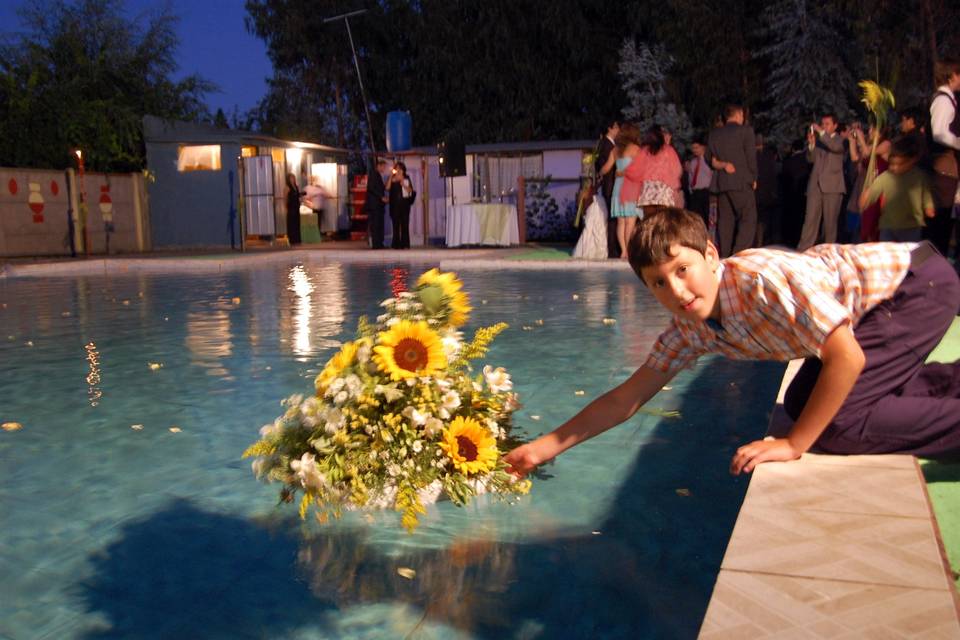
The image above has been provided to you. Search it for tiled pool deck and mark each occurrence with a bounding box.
[3,244,959,637]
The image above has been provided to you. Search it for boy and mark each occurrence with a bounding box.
[505,208,960,477]
[858,135,934,242]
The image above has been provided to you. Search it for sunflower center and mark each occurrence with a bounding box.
[395,338,429,372]
[456,435,478,462]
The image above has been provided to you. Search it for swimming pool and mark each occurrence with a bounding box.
[0,258,784,639]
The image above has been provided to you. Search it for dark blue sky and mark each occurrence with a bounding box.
[1,0,273,118]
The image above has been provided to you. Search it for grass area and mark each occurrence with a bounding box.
[505,245,573,261]
[923,318,960,589]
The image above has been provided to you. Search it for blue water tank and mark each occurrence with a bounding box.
[386,111,412,152]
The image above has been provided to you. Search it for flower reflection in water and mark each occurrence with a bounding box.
[85,341,102,406]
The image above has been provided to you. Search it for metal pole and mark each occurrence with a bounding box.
[325,10,377,155]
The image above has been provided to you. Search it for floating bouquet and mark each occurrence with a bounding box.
[244,269,530,532]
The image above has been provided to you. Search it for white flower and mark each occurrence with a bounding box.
[324,408,345,434]
[251,457,271,478]
[334,390,348,404]
[357,341,372,364]
[375,382,404,403]
[377,313,390,322]
[486,418,503,439]
[438,408,450,420]
[387,463,402,477]
[395,301,409,312]
[424,417,444,438]
[328,377,346,395]
[290,453,326,491]
[259,418,284,438]
[441,335,461,359]
[344,374,362,397]
[441,390,461,411]
[435,378,452,391]
[483,366,513,393]
[504,393,522,412]
[398,292,415,299]
[405,378,417,387]
[402,406,428,426]
[380,299,394,308]
[386,317,400,327]
[412,440,423,453]
[472,381,483,392]
[300,397,323,427]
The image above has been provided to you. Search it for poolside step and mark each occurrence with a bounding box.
[698,361,960,638]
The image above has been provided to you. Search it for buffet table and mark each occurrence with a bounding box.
[445,203,519,248]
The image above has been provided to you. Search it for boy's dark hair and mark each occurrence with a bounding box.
[628,207,710,281]
[900,105,925,125]
[821,112,837,124]
[889,134,922,161]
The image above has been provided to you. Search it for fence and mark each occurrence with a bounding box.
[0,167,149,258]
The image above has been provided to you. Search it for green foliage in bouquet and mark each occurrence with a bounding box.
[243,269,531,532]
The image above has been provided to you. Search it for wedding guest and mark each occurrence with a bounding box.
[285,173,302,246]
[684,137,713,228]
[595,120,621,258]
[387,161,416,249]
[798,113,846,250]
[610,122,643,260]
[848,123,890,242]
[859,134,934,242]
[706,104,758,256]
[626,124,683,210]
[926,59,960,256]
[364,157,388,249]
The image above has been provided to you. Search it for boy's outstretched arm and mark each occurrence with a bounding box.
[505,365,676,476]
[730,323,865,475]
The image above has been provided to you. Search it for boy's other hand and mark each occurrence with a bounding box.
[504,443,547,478]
[730,437,801,475]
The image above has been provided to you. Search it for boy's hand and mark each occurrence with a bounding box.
[730,437,801,475]
[504,443,548,478]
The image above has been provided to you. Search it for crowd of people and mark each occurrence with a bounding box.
[576,58,960,263]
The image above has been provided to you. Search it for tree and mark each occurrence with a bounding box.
[753,0,855,145]
[0,0,212,171]
[618,40,694,150]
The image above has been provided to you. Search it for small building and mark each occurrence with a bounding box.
[143,115,352,249]
[389,139,595,246]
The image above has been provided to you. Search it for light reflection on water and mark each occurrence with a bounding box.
[0,260,783,639]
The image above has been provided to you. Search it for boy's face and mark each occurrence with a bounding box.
[691,142,705,157]
[887,155,917,175]
[640,243,722,322]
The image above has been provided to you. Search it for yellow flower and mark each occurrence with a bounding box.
[373,320,447,381]
[417,268,471,327]
[438,416,498,475]
[315,341,359,392]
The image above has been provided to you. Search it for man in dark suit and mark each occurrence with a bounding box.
[364,157,388,249]
[594,120,620,257]
[798,113,846,250]
[707,104,758,257]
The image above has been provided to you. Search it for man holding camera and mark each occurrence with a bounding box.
[798,113,846,250]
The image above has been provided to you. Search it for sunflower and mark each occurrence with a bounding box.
[438,416,498,475]
[315,340,359,392]
[417,268,471,327]
[373,320,447,380]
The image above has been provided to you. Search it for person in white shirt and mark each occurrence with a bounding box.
[926,58,960,256]
[683,138,713,227]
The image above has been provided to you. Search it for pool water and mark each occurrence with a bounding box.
[0,260,784,639]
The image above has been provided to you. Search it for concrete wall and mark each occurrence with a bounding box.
[145,141,241,248]
[0,167,147,257]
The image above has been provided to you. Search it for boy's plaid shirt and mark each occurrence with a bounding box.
[646,243,918,374]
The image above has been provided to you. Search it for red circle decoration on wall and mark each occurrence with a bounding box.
[8,178,17,195]
[51,180,60,196]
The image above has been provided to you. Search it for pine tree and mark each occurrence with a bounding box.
[754,0,855,146]
[618,40,693,151]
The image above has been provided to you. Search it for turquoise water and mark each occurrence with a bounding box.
[0,260,784,639]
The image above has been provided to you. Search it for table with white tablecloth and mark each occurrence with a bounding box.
[445,203,519,248]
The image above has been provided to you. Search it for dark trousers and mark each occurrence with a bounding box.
[602,188,620,259]
[367,206,385,249]
[784,245,960,457]
[390,208,410,248]
[687,189,710,229]
[923,206,955,256]
[717,189,757,257]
